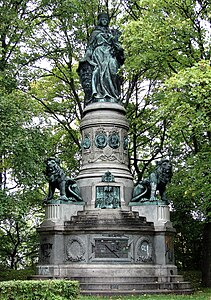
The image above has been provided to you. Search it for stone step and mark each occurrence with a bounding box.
[70,216,149,223]
[31,275,184,283]
[67,275,184,283]
[65,209,154,228]
[30,275,192,295]
[71,209,146,221]
[78,281,192,291]
[77,209,140,216]
[80,288,193,296]
[69,216,148,223]
[65,219,152,226]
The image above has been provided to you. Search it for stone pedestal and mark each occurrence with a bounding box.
[35,208,192,295]
[35,102,192,295]
[77,103,134,209]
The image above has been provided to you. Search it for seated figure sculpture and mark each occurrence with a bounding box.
[131,160,173,203]
[77,12,124,106]
[45,157,83,203]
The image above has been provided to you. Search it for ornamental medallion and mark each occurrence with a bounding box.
[123,135,129,150]
[108,132,120,149]
[95,133,107,149]
[82,135,91,149]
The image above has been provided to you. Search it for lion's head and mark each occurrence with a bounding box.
[156,159,173,184]
[45,157,64,182]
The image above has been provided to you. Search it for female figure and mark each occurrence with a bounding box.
[79,13,124,104]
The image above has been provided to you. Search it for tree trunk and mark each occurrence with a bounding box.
[202,222,211,287]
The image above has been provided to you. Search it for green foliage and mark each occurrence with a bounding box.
[0,78,47,269]
[0,280,79,300]
[0,268,35,281]
[182,271,202,290]
[158,61,211,219]
[0,79,52,187]
[123,0,210,171]
[160,61,211,146]
[171,206,203,271]
[123,0,210,80]
[122,1,210,278]
[30,70,82,175]
[0,190,44,269]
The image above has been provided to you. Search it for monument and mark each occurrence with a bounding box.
[35,13,192,295]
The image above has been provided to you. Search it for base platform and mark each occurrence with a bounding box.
[34,207,192,295]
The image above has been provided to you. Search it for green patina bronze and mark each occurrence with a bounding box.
[130,160,173,204]
[96,171,121,209]
[94,131,122,150]
[95,132,107,149]
[123,135,129,150]
[108,132,120,149]
[81,135,91,149]
[45,157,83,204]
[77,13,124,106]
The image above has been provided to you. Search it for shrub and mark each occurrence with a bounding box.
[0,279,80,300]
[0,269,35,281]
[182,270,202,290]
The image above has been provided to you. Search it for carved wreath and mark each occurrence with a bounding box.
[66,238,85,262]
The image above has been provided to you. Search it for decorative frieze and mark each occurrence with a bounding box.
[81,127,129,164]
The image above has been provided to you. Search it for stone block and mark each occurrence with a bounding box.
[131,204,173,230]
[41,203,84,226]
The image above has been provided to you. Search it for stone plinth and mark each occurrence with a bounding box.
[41,203,85,226]
[131,204,173,229]
[34,208,192,295]
[77,103,134,209]
[37,209,175,272]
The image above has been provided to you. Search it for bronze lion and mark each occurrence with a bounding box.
[45,157,82,203]
[131,160,173,203]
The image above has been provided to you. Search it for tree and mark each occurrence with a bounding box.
[157,61,211,213]
[0,86,53,268]
[0,0,209,280]
[0,0,126,269]
[158,60,211,284]
[0,0,57,268]
[0,190,43,269]
[122,0,211,284]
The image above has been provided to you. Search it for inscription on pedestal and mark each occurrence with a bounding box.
[96,186,120,209]
[93,238,129,259]
[40,243,53,264]
[165,235,174,263]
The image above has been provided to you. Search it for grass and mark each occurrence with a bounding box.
[79,289,211,300]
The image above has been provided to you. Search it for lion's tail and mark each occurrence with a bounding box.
[131,186,148,202]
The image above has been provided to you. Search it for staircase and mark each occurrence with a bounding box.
[78,277,192,296]
[64,209,154,230]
